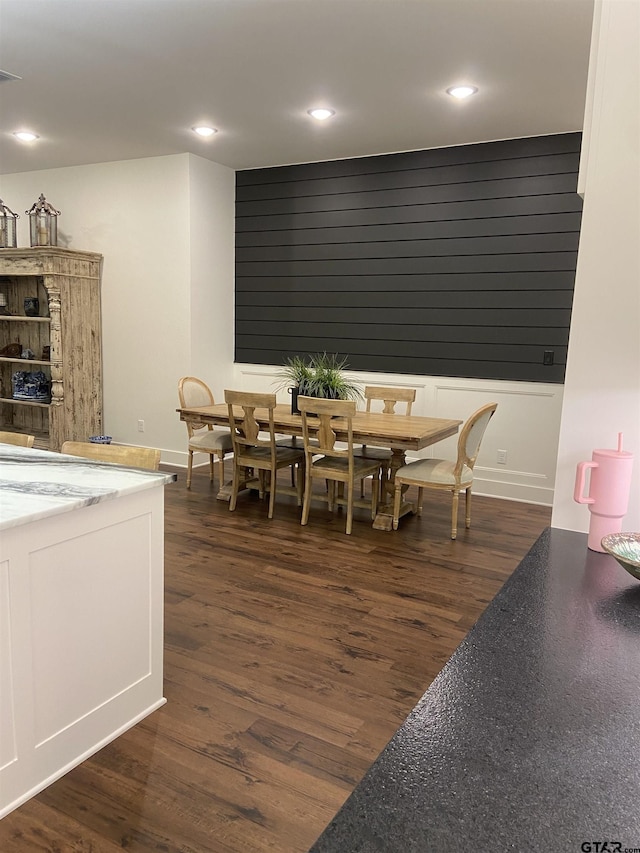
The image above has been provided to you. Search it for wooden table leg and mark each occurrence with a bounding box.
[216,482,233,501]
[215,467,256,502]
[372,449,415,530]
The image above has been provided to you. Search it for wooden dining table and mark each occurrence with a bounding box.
[177,403,462,530]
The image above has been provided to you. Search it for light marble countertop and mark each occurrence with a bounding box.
[0,443,176,531]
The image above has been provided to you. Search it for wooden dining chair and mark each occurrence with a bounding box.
[298,395,381,535]
[178,376,234,489]
[61,441,162,471]
[0,431,35,447]
[354,386,417,499]
[225,390,305,519]
[392,402,497,538]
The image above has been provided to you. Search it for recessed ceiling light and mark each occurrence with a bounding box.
[192,126,217,137]
[13,131,39,142]
[307,108,335,121]
[446,86,478,99]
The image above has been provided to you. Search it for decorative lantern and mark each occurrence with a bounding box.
[0,199,19,248]
[26,193,60,247]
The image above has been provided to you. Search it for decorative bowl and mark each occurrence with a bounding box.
[89,435,112,444]
[601,533,640,581]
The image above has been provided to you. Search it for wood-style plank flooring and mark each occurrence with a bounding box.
[0,465,551,852]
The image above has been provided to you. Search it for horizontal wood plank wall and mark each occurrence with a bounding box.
[235,133,582,383]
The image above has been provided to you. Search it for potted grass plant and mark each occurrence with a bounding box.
[276,352,362,413]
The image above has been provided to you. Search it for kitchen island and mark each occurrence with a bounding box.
[309,527,640,852]
[0,443,175,818]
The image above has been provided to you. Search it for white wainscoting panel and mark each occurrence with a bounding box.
[0,560,17,773]
[233,365,563,505]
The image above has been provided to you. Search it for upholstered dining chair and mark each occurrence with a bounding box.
[225,389,305,519]
[61,441,161,471]
[354,386,417,499]
[0,431,35,447]
[391,402,497,539]
[298,395,381,535]
[178,376,233,489]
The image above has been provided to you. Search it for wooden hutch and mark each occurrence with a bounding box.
[0,248,103,451]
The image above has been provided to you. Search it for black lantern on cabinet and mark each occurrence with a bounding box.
[26,193,60,247]
[0,199,19,248]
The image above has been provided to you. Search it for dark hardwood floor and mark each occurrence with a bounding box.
[0,465,550,852]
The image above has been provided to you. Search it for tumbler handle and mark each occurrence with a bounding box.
[574,461,597,505]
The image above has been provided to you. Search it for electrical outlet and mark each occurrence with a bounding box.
[497,449,507,465]
[137,419,145,432]
[543,350,555,366]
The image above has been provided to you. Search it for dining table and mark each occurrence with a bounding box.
[177,403,462,530]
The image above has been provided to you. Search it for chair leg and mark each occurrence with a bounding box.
[229,462,240,512]
[451,489,460,539]
[392,480,402,530]
[465,487,472,528]
[379,462,389,503]
[301,468,312,526]
[416,487,424,516]
[209,452,215,483]
[267,469,276,519]
[346,480,354,535]
[371,470,379,520]
[186,449,194,489]
[217,453,225,489]
[296,462,304,506]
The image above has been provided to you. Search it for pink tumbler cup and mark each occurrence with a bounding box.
[574,433,634,552]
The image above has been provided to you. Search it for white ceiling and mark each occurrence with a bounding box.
[0,0,594,176]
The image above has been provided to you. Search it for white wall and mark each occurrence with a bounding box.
[0,154,236,463]
[187,155,236,393]
[552,0,640,533]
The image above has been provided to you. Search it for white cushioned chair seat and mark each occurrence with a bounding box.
[189,429,233,453]
[179,375,234,489]
[396,457,473,487]
[392,402,497,539]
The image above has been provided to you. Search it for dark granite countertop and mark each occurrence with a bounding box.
[309,527,640,853]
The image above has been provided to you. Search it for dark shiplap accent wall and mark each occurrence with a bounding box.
[235,133,582,383]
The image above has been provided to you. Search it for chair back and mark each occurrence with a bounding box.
[178,376,215,436]
[61,441,161,470]
[298,396,356,462]
[455,403,498,476]
[0,431,35,447]
[224,389,277,457]
[364,386,416,415]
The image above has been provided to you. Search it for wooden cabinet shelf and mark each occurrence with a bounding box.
[0,248,103,450]
[0,358,51,366]
[0,396,50,409]
[0,315,51,323]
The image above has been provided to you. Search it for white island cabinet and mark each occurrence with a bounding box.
[0,443,175,818]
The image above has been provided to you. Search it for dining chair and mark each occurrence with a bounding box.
[298,395,381,535]
[178,376,234,489]
[224,389,305,519]
[0,431,35,447]
[391,402,497,538]
[354,386,417,499]
[61,441,161,471]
